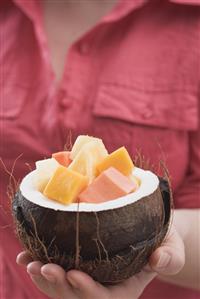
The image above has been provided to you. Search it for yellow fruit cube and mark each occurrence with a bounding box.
[129,174,141,188]
[43,166,88,204]
[34,158,60,192]
[68,140,108,183]
[70,135,103,160]
[96,147,134,176]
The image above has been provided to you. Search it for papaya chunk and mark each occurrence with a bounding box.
[52,151,71,167]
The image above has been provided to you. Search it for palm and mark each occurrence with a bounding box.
[17,256,156,299]
[16,226,184,299]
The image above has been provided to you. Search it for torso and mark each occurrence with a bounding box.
[41,0,118,82]
[1,1,200,299]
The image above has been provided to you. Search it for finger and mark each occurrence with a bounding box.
[26,262,50,296]
[27,261,43,276]
[41,263,69,285]
[149,228,185,275]
[16,251,33,266]
[41,264,76,299]
[67,270,109,298]
[27,262,74,299]
[29,271,56,299]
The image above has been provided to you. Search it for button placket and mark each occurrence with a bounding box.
[58,89,71,109]
[58,39,93,132]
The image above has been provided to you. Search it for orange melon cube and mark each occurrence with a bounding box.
[52,151,71,167]
[79,167,137,203]
[43,166,88,204]
[96,147,134,176]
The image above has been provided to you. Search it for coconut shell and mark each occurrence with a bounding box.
[12,177,171,284]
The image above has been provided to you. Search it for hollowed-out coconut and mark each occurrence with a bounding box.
[12,167,171,284]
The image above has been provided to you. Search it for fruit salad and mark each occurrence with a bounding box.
[33,135,140,204]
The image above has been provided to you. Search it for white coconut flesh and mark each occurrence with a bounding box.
[20,167,159,212]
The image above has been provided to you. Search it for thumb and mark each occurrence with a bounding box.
[149,227,185,275]
[66,270,108,299]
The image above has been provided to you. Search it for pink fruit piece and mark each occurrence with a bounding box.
[79,167,137,203]
[52,151,71,167]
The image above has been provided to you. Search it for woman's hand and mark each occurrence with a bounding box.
[16,226,185,299]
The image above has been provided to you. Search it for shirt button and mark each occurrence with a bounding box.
[79,42,90,55]
[58,90,71,108]
[60,98,71,108]
[142,109,153,119]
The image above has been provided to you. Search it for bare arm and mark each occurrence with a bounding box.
[157,88,200,290]
[157,209,200,290]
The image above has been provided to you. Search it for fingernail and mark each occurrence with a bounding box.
[27,268,39,276]
[27,267,33,275]
[157,252,171,268]
[67,276,79,290]
[42,273,56,283]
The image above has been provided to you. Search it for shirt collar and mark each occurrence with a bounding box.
[169,0,200,4]
[12,0,148,24]
[103,0,200,22]
[13,0,46,45]
[11,0,200,25]
[13,0,41,23]
[102,0,148,23]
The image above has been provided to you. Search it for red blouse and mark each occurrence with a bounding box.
[0,0,200,298]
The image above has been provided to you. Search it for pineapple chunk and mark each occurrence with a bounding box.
[129,174,141,189]
[96,147,134,176]
[68,140,108,183]
[43,166,88,204]
[70,135,105,160]
[34,158,60,192]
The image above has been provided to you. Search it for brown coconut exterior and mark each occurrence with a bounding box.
[12,178,171,284]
